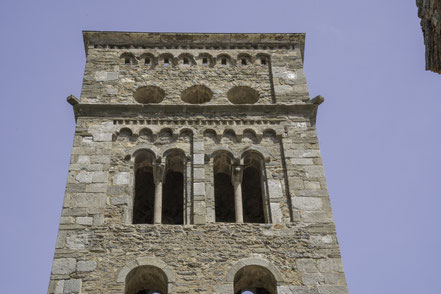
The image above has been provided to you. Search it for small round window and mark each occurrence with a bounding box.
[181,85,213,104]
[227,86,259,104]
[134,86,165,104]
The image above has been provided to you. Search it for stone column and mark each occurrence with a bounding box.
[153,164,164,224]
[231,164,244,223]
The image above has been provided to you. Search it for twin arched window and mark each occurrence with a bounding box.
[213,151,267,224]
[133,149,267,225]
[133,150,185,225]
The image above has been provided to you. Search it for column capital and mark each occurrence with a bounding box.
[231,164,243,185]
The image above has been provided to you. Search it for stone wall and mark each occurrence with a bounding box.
[417,0,441,73]
[48,32,349,294]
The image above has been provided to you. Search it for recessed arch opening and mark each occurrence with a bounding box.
[162,150,185,224]
[241,151,265,223]
[227,86,259,104]
[134,86,165,104]
[125,265,168,294]
[234,265,277,294]
[213,152,235,222]
[181,85,213,104]
[133,150,156,224]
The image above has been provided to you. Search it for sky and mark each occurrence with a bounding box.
[0,0,440,293]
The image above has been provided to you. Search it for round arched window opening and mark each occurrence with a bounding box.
[234,265,277,294]
[181,85,213,104]
[134,86,165,104]
[125,265,168,294]
[227,86,259,104]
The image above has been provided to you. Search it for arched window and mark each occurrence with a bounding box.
[133,150,156,224]
[125,265,168,294]
[242,151,266,223]
[234,265,277,294]
[213,152,235,222]
[162,150,185,224]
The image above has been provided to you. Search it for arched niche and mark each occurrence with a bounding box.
[213,151,235,222]
[241,151,266,223]
[125,265,168,294]
[226,258,283,294]
[118,257,176,294]
[133,150,156,224]
[227,86,259,104]
[243,129,258,144]
[181,85,213,104]
[162,149,186,224]
[120,52,137,65]
[134,86,166,104]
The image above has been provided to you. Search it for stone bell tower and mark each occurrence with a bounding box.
[48,32,349,294]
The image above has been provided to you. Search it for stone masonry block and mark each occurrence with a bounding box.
[268,180,283,199]
[194,182,205,196]
[69,193,106,208]
[52,258,76,275]
[304,166,325,178]
[317,286,349,294]
[193,141,204,153]
[292,197,322,211]
[76,217,93,226]
[296,259,318,273]
[77,260,97,272]
[270,203,283,224]
[194,168,205,180]
[193,153,204,165]
[64,279,82,294]
[114,172,130,185]
[54,280,64,294]
[277,286,310,294]
[318,258,344,273]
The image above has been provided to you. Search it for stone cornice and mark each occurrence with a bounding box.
[72,103,320,126]
[82,31,306,61]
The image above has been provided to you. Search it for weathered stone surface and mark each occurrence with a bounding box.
[417,0,441,73]
[64,279,82,294]
[52,258,76,275]
[48,32,348,294]
[77,260,97,272]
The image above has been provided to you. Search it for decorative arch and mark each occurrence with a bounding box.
[118,128,134,141]
[255,53,270,66]
[239,146,271,163]
[203,129,218,143]
[226,258,283,282]
[217,53,234,66]
[226,258,283,294]
[262,129,278,143]
[158,128,174,144]
[177,53,196,66]
[181,85,213,104]
[140,53,156,68]
[158,53,175,66]
[237,53,252,66]
[242,129,258,144]
[227,86,260,104]
[120,52,137,65]
[131,147,160,163]
[117,257,176,294]
[139,128,154,142]
[197,53,214,67]
[222,129,238,143]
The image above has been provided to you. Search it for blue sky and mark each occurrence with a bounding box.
[0,0,440,293]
